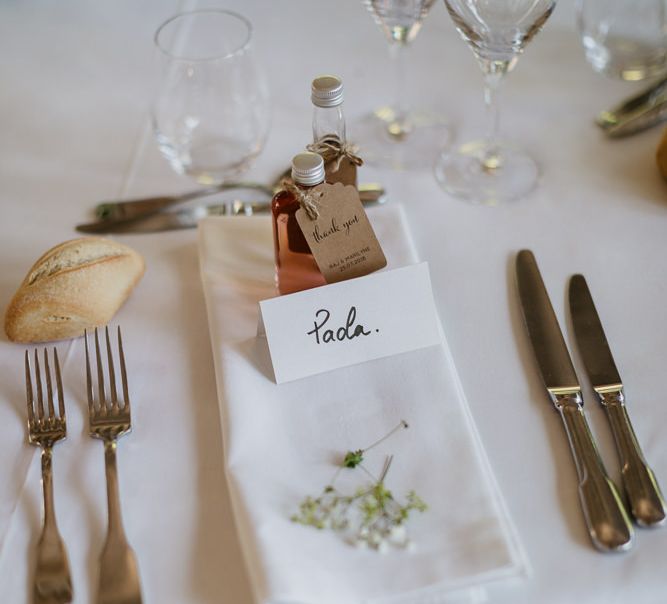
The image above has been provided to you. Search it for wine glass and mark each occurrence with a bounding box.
[577,0,667,81]
[152,9,270,185]
[435,0,556,204]
[357,0,451,170]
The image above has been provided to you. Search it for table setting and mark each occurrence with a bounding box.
[2,1,667,603]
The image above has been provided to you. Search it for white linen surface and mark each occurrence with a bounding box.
[5,1,667,603]
[198,205,527,604]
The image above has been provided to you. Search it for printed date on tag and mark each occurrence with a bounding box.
[296,182,387,284]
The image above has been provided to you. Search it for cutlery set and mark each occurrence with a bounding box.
[24,327,142,604]
[517,250,666,552]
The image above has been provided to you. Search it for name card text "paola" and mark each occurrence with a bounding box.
[257,263,441,383]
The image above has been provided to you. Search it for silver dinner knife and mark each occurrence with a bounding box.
[516,250,634,551]
[569,274,666,527]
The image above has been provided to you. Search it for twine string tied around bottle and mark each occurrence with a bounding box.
[307,135,364,172]
[280,179,321,220]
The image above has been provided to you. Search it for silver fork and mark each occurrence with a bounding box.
[25,348,73,604]
[85,327,142,604]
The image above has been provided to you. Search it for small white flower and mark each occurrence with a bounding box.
[368,531,383,548]
[389,525,407,544]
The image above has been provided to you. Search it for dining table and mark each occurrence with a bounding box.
[1,0,667,602]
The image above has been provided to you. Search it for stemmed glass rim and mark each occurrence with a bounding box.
[154,8,253,63]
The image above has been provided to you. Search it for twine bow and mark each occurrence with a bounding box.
[280,178,321,220]
[306,135,363,173]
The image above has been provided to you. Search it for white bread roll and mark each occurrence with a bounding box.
[4,237,145,343]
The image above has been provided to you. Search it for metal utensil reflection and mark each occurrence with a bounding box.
[597,76,667,137]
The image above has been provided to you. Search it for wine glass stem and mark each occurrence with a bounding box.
[389,42,411,138]
[481,60,508,171]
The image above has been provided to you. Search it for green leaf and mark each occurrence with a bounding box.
[343,450,364,468]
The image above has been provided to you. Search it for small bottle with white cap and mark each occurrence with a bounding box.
[310,75,359,188]
[271,152,328,295]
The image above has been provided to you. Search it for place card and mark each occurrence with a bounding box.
[258,262,441,383]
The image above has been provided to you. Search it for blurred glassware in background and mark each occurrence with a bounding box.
[434,0,556,205]
[577,0,667,82]
[356,0,451,170]
[152,9,270,185]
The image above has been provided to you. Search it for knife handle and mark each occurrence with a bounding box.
[600,391,666,527]
[556,394,634,552]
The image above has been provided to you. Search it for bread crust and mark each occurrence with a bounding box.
[4,237,145,343]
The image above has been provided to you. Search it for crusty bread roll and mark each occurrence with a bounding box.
[4,237,145,343]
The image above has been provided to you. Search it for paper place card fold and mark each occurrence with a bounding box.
[258,262,442,383]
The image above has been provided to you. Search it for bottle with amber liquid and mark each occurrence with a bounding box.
[311,75,358,188]
[272,152,328,295]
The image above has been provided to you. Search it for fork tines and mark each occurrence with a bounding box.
[25,348,66,436]
[85,326,131,416]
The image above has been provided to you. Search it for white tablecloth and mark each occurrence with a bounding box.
[1,1,667,603]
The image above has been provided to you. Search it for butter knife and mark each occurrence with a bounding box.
[516,250,634,551]
[569,274,666,527]
[597,75,667,138]
[94,181,276,221]
[76,187,387,234]
[78,204,235,233]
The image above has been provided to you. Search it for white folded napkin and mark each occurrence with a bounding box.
[198,205,527,604]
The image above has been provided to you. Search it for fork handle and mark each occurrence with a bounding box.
[104,440,127,538]
[36,447,73,602]
[41,447,58,530]
[98,440,143,604]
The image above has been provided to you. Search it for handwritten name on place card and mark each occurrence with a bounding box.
[258,262,441,384]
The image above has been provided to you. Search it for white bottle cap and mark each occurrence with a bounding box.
[291,152,325,186]
[311,75,344,108]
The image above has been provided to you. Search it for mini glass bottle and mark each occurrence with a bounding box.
[272,152,328,295]
[311,75,358,187]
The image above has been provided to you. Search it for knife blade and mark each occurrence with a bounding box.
[516,250,633,551]
[569,274,666,526]
[516,251,580,395]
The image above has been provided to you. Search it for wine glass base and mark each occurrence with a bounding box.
[353,107,452,171]
[434,140,539,205]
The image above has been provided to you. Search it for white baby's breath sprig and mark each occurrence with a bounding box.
[291,438,428,552]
